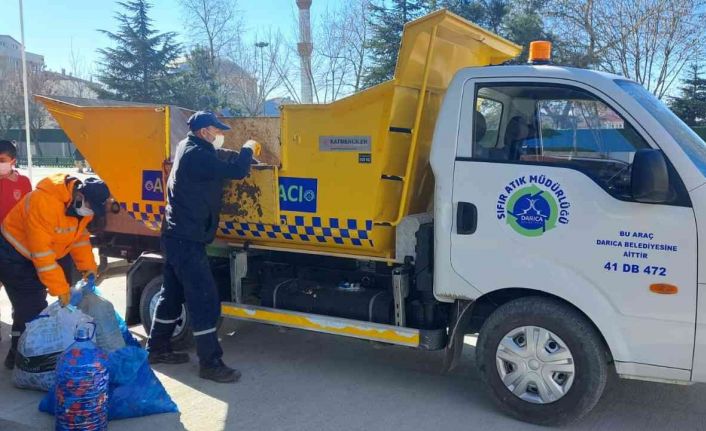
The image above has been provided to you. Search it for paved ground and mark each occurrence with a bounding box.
[1,269,706,430]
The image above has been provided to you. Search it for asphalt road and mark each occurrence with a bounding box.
[1,267,706,430]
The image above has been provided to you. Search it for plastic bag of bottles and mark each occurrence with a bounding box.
[70,277,139,349]
[54,322,109,431]
[40,344,178,420]
[40,278,178,420]
[73,278,126,353]
[13,302,92,391]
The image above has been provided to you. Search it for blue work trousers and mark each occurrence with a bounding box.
[147,236,223,368]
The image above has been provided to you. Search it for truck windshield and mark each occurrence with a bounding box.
[616,79,706,176]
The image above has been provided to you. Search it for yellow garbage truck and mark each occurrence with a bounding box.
[39,9,706,425]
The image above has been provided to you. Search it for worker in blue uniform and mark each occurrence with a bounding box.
[147,111,260,383]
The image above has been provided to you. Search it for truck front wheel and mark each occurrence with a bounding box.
[139,275,194,350]
[476,296,608,426]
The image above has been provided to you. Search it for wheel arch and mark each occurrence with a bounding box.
[125,253,164,325]
[468,287,615,363]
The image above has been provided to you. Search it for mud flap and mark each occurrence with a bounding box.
[442,299,475,373]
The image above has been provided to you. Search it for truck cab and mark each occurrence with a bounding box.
[432,63,706,421]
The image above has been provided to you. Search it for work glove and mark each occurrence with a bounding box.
[243,140,262,158]
[82,271,97,282]
[58,292,71,308]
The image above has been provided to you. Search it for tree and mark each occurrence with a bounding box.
[363,0,428,88]
[178,0,242,67]
[62,42,98,99]
[305,0,372,102]
[26,66,58,156]
[342,0,374,93]
[225,30,289,116]
[484,0,511,34]
[444,0,550,63]
[0,61,59,155]
[604,0,704,98]
[172,46,222,111]
[669,63,706,126]
[0,63,23,139]
[502,0,551,63]
[443,0,511,34]
[548,0,706,98]
[97,0,182,103]
[309,5,350,103]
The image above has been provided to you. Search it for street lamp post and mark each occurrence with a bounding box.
[18,0,33,181]
[255,41,269,115]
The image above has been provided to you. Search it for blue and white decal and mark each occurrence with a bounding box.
[496,174,571,237]
[142,170,164,201]
[279,177,317,213]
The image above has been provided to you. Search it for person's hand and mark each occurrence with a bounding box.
[82,270,97,281]
[59,292,70,307]
[243,140,262,157]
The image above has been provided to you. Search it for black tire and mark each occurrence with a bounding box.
[139,275,194,351]
[476,296,608,426]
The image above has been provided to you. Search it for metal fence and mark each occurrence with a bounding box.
[16,157,75,168]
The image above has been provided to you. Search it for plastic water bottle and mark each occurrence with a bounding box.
[55,322,109,431]
[78,279,125,353]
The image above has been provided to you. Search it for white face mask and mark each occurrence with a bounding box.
[0,162,12,175]
[74,196,94,217]
[211,134,225,149]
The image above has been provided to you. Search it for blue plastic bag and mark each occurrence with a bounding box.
[108,360,178,420]
[40,279,178,420]
[108,346,146,385]
[40,341,178,420]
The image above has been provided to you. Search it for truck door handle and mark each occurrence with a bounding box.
[457,202,477,235]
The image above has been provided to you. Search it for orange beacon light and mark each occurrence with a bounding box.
[528,41,552,64]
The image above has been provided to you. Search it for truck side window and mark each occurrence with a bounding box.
[474,97,503,154]
[472,84,651,200]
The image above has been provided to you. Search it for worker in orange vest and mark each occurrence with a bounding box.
[0,173,110,369]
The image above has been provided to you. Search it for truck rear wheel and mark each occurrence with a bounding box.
[476,296,608,426]
[139,275,194,351]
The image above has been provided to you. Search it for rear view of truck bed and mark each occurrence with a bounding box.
[38,10,519,261]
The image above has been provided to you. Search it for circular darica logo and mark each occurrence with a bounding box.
[506,185,558,237]
[497,175,570,237]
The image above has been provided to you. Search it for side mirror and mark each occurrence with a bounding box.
[631,149,670,203]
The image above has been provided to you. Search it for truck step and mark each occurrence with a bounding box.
[221,303,445,349]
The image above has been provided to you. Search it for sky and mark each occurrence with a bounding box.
[0,0,336,75]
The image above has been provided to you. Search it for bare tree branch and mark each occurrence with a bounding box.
[224,30,289,115]
[178,0,242,65]
[548,0,705,98]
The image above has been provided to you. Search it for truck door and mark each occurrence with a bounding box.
[449,80,697,370]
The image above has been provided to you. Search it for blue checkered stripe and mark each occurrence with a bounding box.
[219,215,374,247]
[120,202,165,231]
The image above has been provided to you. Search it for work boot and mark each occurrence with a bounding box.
[148,351,190,365]
[4,348,16,370]
[199,361,241,383]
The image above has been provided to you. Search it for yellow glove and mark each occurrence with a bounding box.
[59,292,70,307]
[243,140,262,157]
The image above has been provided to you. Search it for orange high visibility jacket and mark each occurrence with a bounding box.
[1,173,97,296]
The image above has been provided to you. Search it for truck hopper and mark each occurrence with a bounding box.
[37,10,519,261]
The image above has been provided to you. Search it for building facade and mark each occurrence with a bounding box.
[0,35,44,73]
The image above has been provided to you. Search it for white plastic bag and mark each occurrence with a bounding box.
[13,302,92,391]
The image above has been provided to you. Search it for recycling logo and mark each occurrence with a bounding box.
[496,175,571,237]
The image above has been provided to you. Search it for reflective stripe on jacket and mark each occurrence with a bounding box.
[0,173,96,296]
